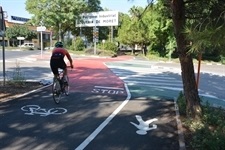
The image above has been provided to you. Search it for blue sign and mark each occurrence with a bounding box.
[11,16,30,22]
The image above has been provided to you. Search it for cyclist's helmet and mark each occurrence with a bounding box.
[55,41,64,48]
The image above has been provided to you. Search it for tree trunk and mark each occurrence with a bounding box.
[171,0,202,119]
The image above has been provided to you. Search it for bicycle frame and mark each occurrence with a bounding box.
[52,68,70,104]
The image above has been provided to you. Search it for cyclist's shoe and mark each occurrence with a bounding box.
[64,85,69,96]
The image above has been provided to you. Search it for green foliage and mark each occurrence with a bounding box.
[72,37,85,51]
[5,25,36,46]
[64,38,72,49]
[177,91,186,115]
[25,0,102,41]
[7,61,26,87]
[189,105,225,149]
[221,55,225,64]
[177,94,225,149]
[183,0,225,59]
[102,41,117,52]
[117,3,174,57]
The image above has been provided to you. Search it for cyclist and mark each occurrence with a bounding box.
[50,41,73,83]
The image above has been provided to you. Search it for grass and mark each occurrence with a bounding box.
[6,61,27,87]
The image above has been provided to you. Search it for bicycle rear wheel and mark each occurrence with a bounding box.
[52,78,61,104]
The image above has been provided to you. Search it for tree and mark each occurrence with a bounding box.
[145,0,225,118]
[185,0,225,61]
[141,2,174,57]
[25,0,102,41]
[131,0,202,118]
[118,3,174,57]
[169,0,202,118]
[5,25,36,46]
[117,7,150,54]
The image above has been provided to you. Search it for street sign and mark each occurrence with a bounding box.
[17,37,25,40]
[93,27,99,42]
[36,26,46,58]
[76,11,119,27]
[37,26,46,32]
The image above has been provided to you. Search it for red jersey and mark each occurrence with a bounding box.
[51,48,73,63]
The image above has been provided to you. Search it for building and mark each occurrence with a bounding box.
[0,7,53,49]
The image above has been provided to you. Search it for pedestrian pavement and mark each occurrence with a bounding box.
[105,59,225,109]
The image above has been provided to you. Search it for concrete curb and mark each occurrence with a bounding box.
[174,98,186,150]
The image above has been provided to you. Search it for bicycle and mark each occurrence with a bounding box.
[52,68,70,104]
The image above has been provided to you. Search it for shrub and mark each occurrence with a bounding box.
[103,41,118,52]
[73,37,85,51]
[179,96,225,149]
[7,61,26,87]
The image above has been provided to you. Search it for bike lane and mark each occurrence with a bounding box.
[70,57,181,150]
[0,55,182,150]
[0,55,132,150]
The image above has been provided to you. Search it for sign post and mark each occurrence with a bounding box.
[37,26,46,58]
[93,26,99,55]
[76,11,118,55]
[0,7,6,86]
[17,37,25,49]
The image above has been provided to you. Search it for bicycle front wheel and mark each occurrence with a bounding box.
[52,78,61,104]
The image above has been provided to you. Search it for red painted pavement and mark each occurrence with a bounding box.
[31,52,133,95]
[68,56,133,94]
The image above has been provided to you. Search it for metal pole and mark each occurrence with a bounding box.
[1,7,6,86]
[41,31,43,58]
[2,34,5,86]
[50,31,52,47]
[59,23,61,41]
[111,26,113,42]
[94,26,96,55]
[196,52,202,89]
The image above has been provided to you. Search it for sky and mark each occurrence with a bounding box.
[0,0,148,19]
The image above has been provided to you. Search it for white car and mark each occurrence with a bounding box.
[20,43,35,48]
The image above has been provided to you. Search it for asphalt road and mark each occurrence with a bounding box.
[0,52,181,150]
[0,50,224,149]
[0,49,41,60]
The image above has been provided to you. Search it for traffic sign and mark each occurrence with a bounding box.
[17,37,25,40]
[37,26,46,32]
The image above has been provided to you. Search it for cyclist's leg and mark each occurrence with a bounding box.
[60,61,69,95]
[50,59,59,79]
[59,61,68,83]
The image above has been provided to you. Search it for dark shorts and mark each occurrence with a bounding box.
[50,58,66,75]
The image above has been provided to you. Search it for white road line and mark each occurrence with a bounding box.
[0,60,13,63]
[120,77,181,83]
[114,71,164,75]
[75,84,131,150]
[125,81,182,87]
[94,86,124,90]
[116,73,175,79]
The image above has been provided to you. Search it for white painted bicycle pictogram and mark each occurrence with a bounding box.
[21,105,67,117]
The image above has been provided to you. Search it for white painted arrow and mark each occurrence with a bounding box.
[130,115,158,135]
